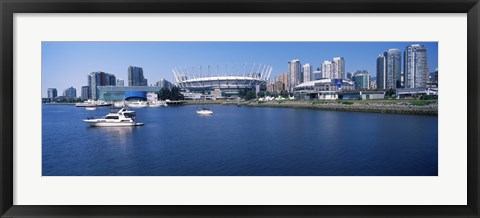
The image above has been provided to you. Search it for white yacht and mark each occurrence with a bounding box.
[148,101,167,107]
[76,99,112,107]
[125,101,149,108]
[85,106,96,111]
[83,108,144,127]
[113,101,125,107]
[196,108,213,115]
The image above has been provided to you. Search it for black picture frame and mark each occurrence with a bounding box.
[1,0,479,217]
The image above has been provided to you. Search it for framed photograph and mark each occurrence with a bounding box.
[1,0,479,217]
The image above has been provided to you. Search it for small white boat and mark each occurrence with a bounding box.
[83,108,144,127]
[148,101,167,107]
[196,108,213,115]
[113,101,125,107]
[85,107,96,111]
[76,99,112,107]
[126,101,149,108]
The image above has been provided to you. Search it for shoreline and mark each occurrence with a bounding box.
[44,99,438,116]
[184,99,438,116]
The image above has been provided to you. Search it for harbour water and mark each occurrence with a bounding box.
[42,105,438,176]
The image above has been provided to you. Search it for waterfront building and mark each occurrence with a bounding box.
[353,73,370,90]
[173,64,271,99]
[81,86,90,99]
[396,87,438,98]
[88,71,116,100]
[376,54,386,89]
[47,88,57,99]
[332,57,345,79]
[293,79,355,100]
[63,86,77,98]
[128,66,148,86]
[404,44,429,88]
[116,79,124,87]
[321,61,333,79]
[288,59,302,92]
[341,90,385,100]
[302,63,313,83]
[97,86,162,101]
[385,49,402,89]
[156,79,174,90]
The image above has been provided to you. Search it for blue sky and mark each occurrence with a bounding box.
[42,42,438,97]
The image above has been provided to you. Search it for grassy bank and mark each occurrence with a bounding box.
[183,99,438,116]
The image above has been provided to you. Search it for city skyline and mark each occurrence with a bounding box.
[42,42,438,97]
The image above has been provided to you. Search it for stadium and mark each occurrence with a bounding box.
[173,64,272,100]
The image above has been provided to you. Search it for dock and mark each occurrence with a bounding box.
[166,101,185,105]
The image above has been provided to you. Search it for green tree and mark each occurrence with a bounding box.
[257,91,266,98]
[158,87,185,100]
[158,88,169,100]
[385,88,396,98]
[170,86,184,100]
[245,90,256,100]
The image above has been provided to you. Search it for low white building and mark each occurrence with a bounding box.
[293,79,355,100]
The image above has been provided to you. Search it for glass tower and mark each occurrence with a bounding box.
[128,66,148,86]
[385,49,402,89]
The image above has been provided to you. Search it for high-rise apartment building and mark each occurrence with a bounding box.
[88,71,116,100]
[128,66,148,86]
[81,86,90,99]
[404,44,429,88]
[47,88,57,99]
[288,60,302,92]
[332,57,345,79]
[321,61,333,79]
[63,86,77,98]
[302,63,313,83]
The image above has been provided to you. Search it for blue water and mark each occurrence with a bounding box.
[42,105,438,176]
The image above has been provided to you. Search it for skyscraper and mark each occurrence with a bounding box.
[63,86,77,98]
[302,63,313,83]
[376,54,386,89]
[88,71,116,100]
[404,44,429,88]
[47,88,57,99]
[81,86,90,99]
[276,72,289,92]
[288,60,302,92]
[385,49,402,89]
[332,57,345,79]
[116,79,125,87]
[321,61,333,79]
[128,66,148,86]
